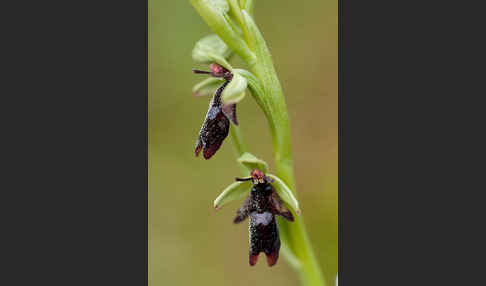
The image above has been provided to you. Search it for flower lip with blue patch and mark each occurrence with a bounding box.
[193,63,238,159]
[232,168,295,267]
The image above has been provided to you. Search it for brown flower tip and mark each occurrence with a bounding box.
[249,254,259,266]
[248,225,281,267]
[266,249,279,267]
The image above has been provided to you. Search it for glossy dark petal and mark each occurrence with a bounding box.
[194,81,231,160]
[195,111,229,160]
[249,212,280,266]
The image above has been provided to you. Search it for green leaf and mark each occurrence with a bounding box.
[190,0,255,65]
[266,174,301,215]
[221,72,247,104]
[237,152,268,173]
[228,0,244,26]
[214,180,251,210]
[192,34,232,63]
[192,77,222,97]
[223,10,243,35]
[241,10,281,97]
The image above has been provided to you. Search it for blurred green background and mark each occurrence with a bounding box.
[149,1,337,285]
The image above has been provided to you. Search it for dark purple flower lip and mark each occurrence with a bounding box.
[194,63,238,159]
[233,169,295,267]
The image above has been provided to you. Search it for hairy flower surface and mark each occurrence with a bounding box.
[234,169,294,267]
[194,64,238,159]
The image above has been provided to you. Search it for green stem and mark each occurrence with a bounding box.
[229,124,251,175]
[229,124,248,158]
[191,1,326,285]
[228,32,326,286]
[252,52,327,286]
[240,10,326,286]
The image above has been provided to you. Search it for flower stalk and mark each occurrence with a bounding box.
[190,1,326,285]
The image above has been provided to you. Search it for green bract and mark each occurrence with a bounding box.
[223,90,245,105]
[237,152,268,173]
[190,0,255,65]
[214,180,251,210]
[192,77,223,97]
[192,34,232,63]
[221,72,247,104]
